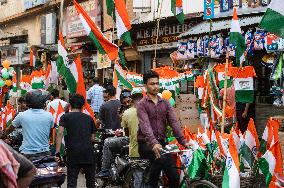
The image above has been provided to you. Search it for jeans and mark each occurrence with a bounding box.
[67,163,96,188]
[101,137,129,171]
[138,142,179,188]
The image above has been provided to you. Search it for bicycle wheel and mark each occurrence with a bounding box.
[180,179,218,188]
[123,169,134,188]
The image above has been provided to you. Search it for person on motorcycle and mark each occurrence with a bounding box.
[137,71,190,188]
[121,89,143,158]
[96,88,132,178]
[55,94,97,188]
[1,89,54,158]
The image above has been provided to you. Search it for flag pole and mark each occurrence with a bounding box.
[153,0,164,69]
[221,52,229,134]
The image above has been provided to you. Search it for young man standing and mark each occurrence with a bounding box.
[87,77,104,115]
[46,89,67,114]
[137,71,190,188]
[56,94,96,188]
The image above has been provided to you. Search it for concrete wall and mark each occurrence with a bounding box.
[0,0,25,20]
[2,14,42,45]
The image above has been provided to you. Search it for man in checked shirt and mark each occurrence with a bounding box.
[137,70,190,188]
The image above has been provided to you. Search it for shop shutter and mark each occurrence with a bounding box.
[133,0,151,13]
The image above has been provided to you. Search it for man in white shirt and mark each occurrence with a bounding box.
[46,89,67,114]
[87,78,104,115]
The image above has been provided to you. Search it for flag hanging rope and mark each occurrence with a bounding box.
[153,0,164,69]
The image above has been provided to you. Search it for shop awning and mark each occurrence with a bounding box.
[179,15,263,38]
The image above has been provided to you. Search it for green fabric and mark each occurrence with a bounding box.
[229,32,246,67]
[89,31,106,56]
[56,56,77,93]
[241,144,255,168]
[121,31,132,46]
[258,157,273,187]
[235,90,254,103]
[259,8,284,38]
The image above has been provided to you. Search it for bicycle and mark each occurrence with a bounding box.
[123,146,218,188]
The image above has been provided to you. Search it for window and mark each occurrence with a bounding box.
[0,0,7,5]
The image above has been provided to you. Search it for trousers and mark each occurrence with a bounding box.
[138,142,179,188]
[67,163,96,188]
[101,137,129,171]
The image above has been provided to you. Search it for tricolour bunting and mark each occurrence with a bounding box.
[259,0,284,38]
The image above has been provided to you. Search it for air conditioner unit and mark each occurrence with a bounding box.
[133,0,151,13]
[41,13,56,45]
[0,0,7,5]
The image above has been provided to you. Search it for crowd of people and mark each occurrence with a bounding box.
[0,70,190,188]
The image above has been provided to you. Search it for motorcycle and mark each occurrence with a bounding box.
[6,129,66,188]
[97,145,130,188]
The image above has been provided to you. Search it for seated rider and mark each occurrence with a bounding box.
[1,89,54,159]
[97,87,135,177]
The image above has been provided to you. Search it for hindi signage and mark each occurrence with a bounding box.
[66,0,101,38]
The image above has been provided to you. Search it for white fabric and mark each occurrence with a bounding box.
[46,99,67,115]
[269,0,284,16]
[115,9,128,38]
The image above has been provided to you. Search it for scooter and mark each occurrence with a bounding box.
[7,130,66,188]
[29,155,65,188]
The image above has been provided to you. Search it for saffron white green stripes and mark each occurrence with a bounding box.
[171,0,184,24]
[229,8,246,66]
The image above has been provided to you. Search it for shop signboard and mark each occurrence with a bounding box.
[97,31,112,69]
[136,22,194,52]
[66,0,101,39]
[0,44,27,65]
[204,0,215,19]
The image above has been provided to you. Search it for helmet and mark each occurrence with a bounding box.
[25,89,50,109]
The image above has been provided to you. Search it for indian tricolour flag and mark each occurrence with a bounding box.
[73,0,118,61]
[222,134,240,188]
[114,61,134,90]
[171,0,184,24]
[55,102,65,126]
[258,119,274,157]
[259,0,284,38]
[229,8,246,66]
[229,66,256,103]
[106,0,132,45]
[258,141,278,187]
[57,32,86,97]
[44,63,51,89]
[241,119,259,168]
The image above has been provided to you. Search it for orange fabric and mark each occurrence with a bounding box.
[233,7,238,20]
[74,55,86,99]
[114,0,132,30]
[228,66,256,78]
[214,63,233,73]
[73,0,118,61]
[21,75,31,84]
[195,76,205,88]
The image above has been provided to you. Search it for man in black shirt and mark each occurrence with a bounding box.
[98,85,121,130]
[55,94,96,188]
